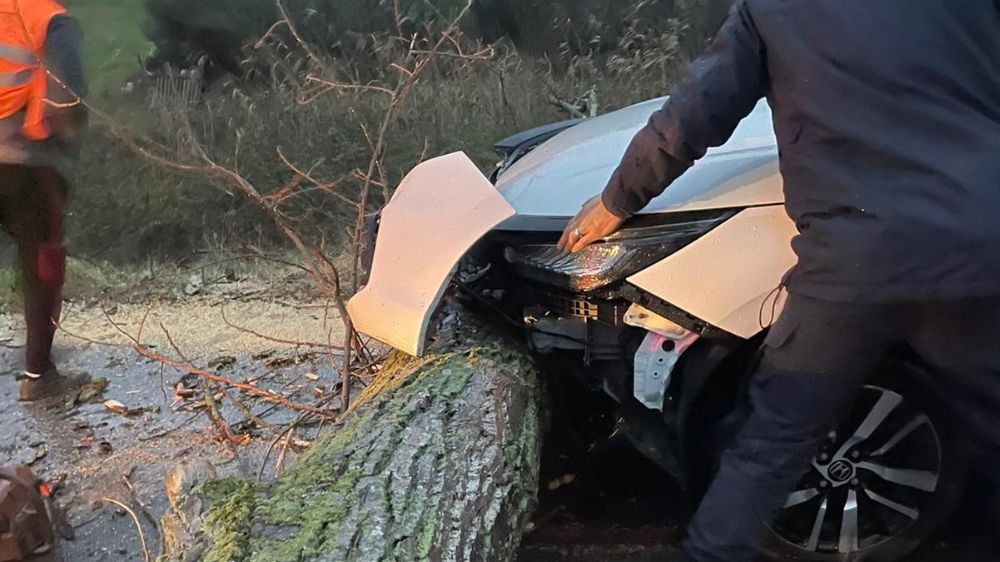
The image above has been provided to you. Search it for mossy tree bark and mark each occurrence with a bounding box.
[160,311,546,562]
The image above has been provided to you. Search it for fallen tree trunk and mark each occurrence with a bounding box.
[160,307,546,562]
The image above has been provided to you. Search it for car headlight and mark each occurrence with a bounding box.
[503,211,734,292]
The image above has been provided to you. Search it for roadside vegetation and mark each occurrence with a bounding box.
[1,0,733,303]
[64,0,151,93]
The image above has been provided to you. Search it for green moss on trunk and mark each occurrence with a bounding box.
[162,342,545,562]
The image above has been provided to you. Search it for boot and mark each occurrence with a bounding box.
[18,367,63,402]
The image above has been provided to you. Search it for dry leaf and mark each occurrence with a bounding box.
[305,373,320,381]
[104,399,128,415]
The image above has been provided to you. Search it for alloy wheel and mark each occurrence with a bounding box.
[769,385,943,556]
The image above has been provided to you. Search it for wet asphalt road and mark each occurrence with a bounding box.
[1,313,339,562]
[0,314,995,562]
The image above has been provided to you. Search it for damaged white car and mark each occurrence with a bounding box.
[349,98,963,561]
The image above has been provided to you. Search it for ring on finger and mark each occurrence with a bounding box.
[573,228,583,238]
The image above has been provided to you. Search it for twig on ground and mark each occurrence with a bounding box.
[274,427,295,477]
[258,421,296,482]
[135,304,154,345]
[201,379,246,444]
[102,497,151,562]
[271,300,338,310]
[100,303,143,347]
[139,412,200,442]
[255,392,336,481]
[219,385,282,436]
[56,322,131,349]
[219,304,343,351]
[158,361,168,404]
[148,321,338,419]
[123,470,159,531]
[134,344,336,419]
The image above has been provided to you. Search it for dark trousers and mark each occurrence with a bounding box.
[685,293,1000,561]
[0,165,67,374]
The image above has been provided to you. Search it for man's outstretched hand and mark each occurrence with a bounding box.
[557,196,626,253]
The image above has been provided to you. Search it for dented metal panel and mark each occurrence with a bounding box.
[347,152,515,356]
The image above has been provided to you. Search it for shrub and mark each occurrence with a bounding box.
[71,0,711,262]
[142,0,733,73]
[142,0,473,73]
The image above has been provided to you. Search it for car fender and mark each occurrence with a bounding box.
[627,205,798,339]
[347,152,515,356]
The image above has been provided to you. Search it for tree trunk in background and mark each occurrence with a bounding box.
[160,305,547,562]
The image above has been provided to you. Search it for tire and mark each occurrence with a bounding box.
[760,362,967,561]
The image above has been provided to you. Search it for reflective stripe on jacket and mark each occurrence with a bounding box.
[0,0,67,141]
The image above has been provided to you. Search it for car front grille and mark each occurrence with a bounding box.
[527,285,628,325]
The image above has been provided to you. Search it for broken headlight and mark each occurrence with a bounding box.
[503,211,734,292]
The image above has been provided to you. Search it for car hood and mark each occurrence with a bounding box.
[494,98,783,231]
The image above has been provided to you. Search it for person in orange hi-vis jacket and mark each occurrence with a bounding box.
[0,0,87,401]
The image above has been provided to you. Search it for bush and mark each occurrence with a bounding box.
[142,0,473,73]
[69,0,715,262]
[72,38,689,261]
[142,0,733,73]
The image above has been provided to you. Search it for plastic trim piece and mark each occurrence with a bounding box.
[347,152,516,356]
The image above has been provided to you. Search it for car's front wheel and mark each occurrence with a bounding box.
[762,370,966,561]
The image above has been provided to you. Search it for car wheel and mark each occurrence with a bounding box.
[762,369,966,561]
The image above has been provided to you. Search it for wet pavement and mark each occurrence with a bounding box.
[0,298,995,562]
[1,300,344,562]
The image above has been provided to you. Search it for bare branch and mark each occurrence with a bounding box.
[254,20,288,49]
[132,342,338,420]
[303,76,395,97]
[220,304,343,351]
[276,146,359,208]
[102,498,151,562]
[275,0,334,77]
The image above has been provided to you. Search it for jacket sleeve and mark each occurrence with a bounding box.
[602,1,768,218]
[44,15,88,102]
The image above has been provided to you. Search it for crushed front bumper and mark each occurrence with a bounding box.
[346,152,515,356]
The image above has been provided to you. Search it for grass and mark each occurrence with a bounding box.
[63,0,151,95]
[40,1,692,265]
[0,254,144,308]
[0,248,316,310]
[59,35,686,261]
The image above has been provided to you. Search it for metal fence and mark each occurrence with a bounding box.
[147,64,204,109]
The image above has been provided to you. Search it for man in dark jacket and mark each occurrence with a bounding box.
[559,0,1000,560]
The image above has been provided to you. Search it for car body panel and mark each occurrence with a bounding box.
[495,98,782,231]
[628,205,797,338]
[346,152,516,356]
[351,98,794,353]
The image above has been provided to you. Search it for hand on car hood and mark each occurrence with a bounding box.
[494,98,783,229]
